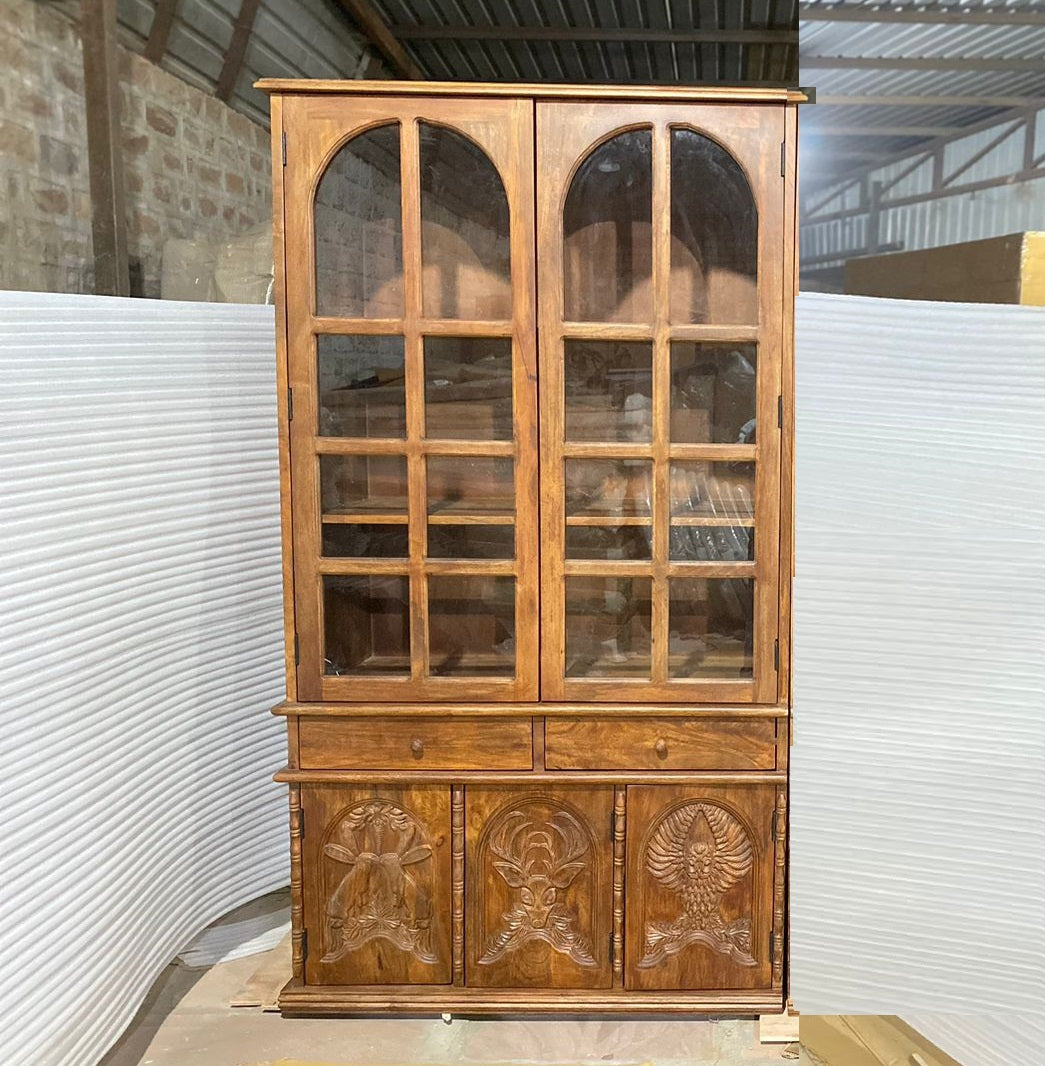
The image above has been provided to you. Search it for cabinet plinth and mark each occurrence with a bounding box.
[265,79,797,1015]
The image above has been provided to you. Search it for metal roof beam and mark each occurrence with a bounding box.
[144,0,178,64]
[334,0,424,79]
[215,0,261,102]
[799,5,1045,26]
[392,27,798,45]
[815,94,1042,109]
[802,56,1045,72]
[805,125,963,137]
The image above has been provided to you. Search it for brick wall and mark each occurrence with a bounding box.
[0,0,272,296]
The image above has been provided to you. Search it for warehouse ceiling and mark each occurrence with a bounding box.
[111,0,1043,197]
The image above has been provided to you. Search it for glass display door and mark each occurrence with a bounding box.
[282,95,539,701]
[537,102,785,702]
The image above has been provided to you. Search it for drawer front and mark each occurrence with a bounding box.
[544,717,776,771]
[299,716,533,771]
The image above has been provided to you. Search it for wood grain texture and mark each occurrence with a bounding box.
[301,784,452,985]
[612,786,626,985]
[466,787,614,989]
[451,785,464,983]
[259,80,803,103]
[545,717,777,771]
[625,784,776,992]
[277,979,785,1013]
[298,716,533,770]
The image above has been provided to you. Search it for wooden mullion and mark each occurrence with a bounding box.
[668,323,759,342]
[651,122,671,686]
[311,316,404,335]
[400,116,427,684]
[417,319,514,337]
[315,438,409,455]
[564,442,654,459]
[668,443,757,461]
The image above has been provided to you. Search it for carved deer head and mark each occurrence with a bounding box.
[489,810,589,929]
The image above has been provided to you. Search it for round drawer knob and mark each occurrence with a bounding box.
[654,738,669,759]
[410,738,425,759]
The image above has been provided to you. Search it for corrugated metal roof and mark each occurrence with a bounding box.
[800,0,1045,189]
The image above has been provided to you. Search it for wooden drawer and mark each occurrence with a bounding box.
[298,716,533,771]
[544,716,776,771]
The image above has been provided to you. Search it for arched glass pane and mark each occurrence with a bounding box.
[420,123,511,320]
[670,128,757,324]
[315,123,402,317]
[563,129,652,323]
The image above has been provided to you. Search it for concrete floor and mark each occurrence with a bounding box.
[98,893,806,1066]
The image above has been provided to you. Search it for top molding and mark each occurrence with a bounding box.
[255,78,806,104]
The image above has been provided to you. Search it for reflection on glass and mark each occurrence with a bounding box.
[671,342,757,444]
[564,340,652,441]
[564,129,652,322]
[670,526,754,563]
[425,337,513,440]
[565,525,651,560]
[427,456,514,517]
[320,454,407,516]
[565,459,651,518]
[315,123,402,318]
[565,576,652,678]
[318,335,405,438]
[668,578,754,679]
[670,128,757,324]
[322,523,408,558]
[323,575,410,676]
[420,123,511,319]
[670,461,755,520]
[427,524,514,559]
[428,575,515,677]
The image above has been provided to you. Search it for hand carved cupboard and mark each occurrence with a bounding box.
[261,79,798,1015]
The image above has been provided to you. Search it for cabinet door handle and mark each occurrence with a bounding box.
[410,738,425,759]
[654,738,669,759]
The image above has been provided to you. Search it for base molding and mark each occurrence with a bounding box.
[278,979,784,1016]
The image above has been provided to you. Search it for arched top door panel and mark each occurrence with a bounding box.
[420,122,512,320]
[670,127,758,325]
[563,128,653,323]
[314,122,403,319]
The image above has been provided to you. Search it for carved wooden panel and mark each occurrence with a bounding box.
[302,785,452,985]
[466,787,613,988]
[625,784,776,991]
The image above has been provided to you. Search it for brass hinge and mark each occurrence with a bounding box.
[780,141,786,177]
[287,386,294,422]
[301,928,308,960]
[769,932,775,965]
[777,394,783,429]
[774,639,780,672]
[293,632,300,665]
[281,130,287,167]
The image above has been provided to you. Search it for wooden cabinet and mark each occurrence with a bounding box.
[264,78,798,1015]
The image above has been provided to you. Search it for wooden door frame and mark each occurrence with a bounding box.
[281,94,539,702]
[536,100,787,704]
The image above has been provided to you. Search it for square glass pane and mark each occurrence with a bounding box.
[428,575,515,677]
[565,460,651,518]
[322,522,409,558]
[320,454,407,516]
[671,342,757,444]
[565,524,652,560]
[668,578,754,680]
[323,575,410,676]
[565,576,652,678]
[425,337,513,440]
[427,456,514,518]
[670,461,755,521]
[564,340,652,441]
[427,524,514,559]
[318,335,405,438]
